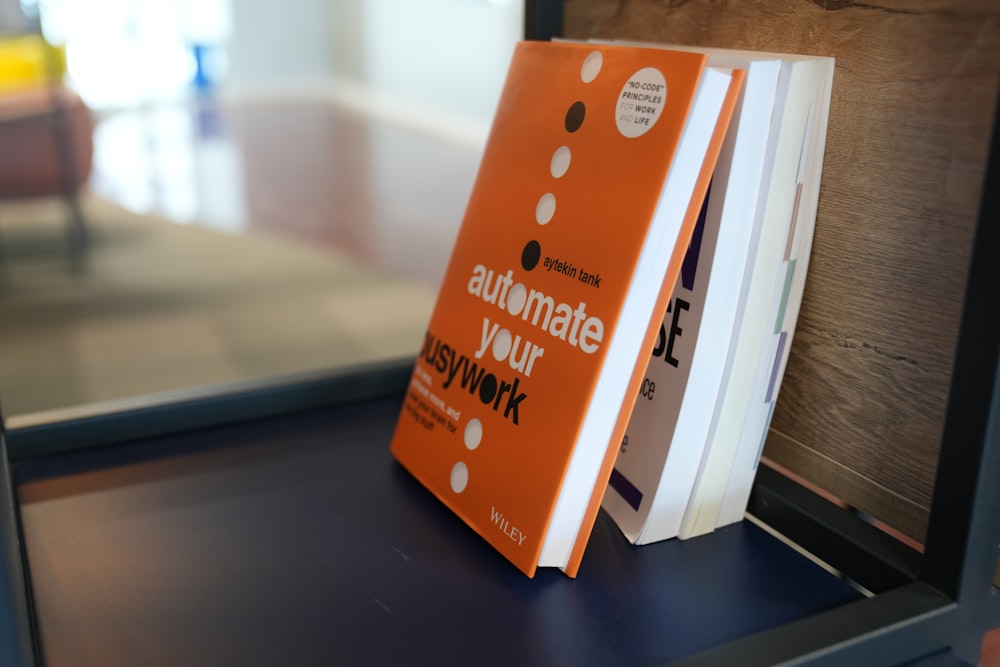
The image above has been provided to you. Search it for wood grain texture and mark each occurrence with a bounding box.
[565,0,1000,541]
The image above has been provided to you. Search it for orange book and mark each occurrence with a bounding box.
[389,40,743,577]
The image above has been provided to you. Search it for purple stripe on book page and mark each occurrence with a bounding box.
[609,468,643,511]
[765,331,789,404]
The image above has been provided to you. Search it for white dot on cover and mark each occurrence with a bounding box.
[581,51,603,83]
[550,146,571,179]
[507,283,527,316]
[451,462,469,493]
[536,193,556,225]
[464,418,483,450]
[492,328,512,361]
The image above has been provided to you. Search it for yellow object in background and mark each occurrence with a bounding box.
[0,34,67,91]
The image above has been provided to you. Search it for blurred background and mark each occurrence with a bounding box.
[0,0,523,416]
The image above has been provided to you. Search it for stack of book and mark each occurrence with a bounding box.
[388,39,834,577]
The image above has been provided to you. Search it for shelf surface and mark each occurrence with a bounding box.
[14,395,861,666]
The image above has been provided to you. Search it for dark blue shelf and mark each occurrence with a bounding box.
[13,395,860,667]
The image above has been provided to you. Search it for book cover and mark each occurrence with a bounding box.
[389,40,740,577]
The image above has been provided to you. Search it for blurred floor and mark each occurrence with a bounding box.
[0,97,480,416]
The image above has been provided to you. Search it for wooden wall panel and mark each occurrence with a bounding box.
[564,0,1000,541]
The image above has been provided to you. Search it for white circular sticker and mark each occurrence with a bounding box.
[535,192,556,225]
[464,418,483,450]
[550,146,571,178]
[616,68,667,138]
[581,51,603,83]
[451,461,469,493]
[506,283,527,316]
[491,328,512,362]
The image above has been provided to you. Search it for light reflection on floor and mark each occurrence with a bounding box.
[90,102,248,234]
[86,97,481,287]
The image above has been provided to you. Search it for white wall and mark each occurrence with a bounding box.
[223,0,523,145]
[226,0,333,93]
[362,0,521,123]
[330,0,523,146]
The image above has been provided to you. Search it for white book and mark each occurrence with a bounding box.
[593,44,783,543]
[679,50,829,539]
[715,54,835,528]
